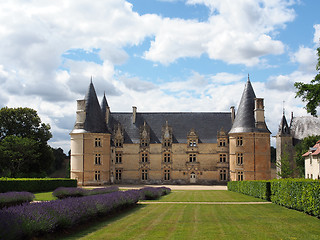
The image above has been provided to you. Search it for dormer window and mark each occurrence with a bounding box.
[162,121,172,148]
[219,140,226,147]
[140,121,150,148]
[114,124,124,148]
[189,140,197,147]
[141,139,149,147]
[187,129,198,148]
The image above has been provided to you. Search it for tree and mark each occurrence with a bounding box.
[0,136,40,177]
[294,46,320,116]
[0,107,54,177]
[294,135,320,177]
[276,148,294,178]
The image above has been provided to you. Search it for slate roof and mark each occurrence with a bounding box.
[277,114,290,136]
[229,78,270,134]
[83,82,108,133]
[290,116,320,140]
[107,112,232,144]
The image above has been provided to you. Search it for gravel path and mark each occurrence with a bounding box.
[116,185,228,190]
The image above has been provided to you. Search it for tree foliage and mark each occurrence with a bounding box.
[276,149,294,178]
[294,46,320,116]
[0,107,53,177]
[294,135,320,177]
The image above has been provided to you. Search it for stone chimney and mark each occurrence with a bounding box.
[106,106,110,124]
[230,106,235,124]
[254,98,265,129]
[132,106,137,124]
[75,99,86,129]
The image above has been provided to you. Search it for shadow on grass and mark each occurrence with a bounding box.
[35,204,146,240]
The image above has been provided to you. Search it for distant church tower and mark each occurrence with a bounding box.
[70,81,111,185]
[229,76,271,181]
[275,112,294,178]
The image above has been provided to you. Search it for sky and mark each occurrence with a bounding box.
[0,0,319,153]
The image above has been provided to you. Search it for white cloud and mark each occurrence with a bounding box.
[290,46,317,72]
[144,0,296,65]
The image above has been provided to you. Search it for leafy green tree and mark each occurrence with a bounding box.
[294,46,320,116]
[0,107,54,177]
[294,135,320,177]
[0,136,40,177]
[276,148,294,178]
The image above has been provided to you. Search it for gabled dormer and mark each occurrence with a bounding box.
[140,121,150,148]
[113,123,123,147]
[162,121,172,148]
[187,128,198,148]
[217,128,228,147]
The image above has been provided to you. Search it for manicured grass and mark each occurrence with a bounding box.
[34,191,56,201]
[141,190,266,202]
[60,203,320,240]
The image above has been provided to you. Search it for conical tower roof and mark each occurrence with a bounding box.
[229,77,256,133]
[101,92,109,120]
[84,81,107,133]
[278,114,290,136]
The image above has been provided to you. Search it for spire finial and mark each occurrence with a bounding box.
[247,73,250,82]
[283,101,285,116]
[90,76,93,83]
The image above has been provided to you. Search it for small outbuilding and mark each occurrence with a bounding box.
[303,140,320,179]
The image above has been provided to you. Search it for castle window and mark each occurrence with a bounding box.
[163,139,171,147]
[141,169,148,180]
[95,171,101,181]
[220,169,227,181]
[115,139,122,147]
[236,137,243,146]
[141,139,149,147]
[115,169,122,180]
[95,138,102,147]
[219,140,226,147]
[189,153,196,162]
[141,152,149,163]
[219,154,227,163]
[237,153,243,165]
[189,140,197,147]
[95,154,101,165]
[237,171,243,181]
[115,152,122,164]
[163,152,171,163]
[164,169,170,180]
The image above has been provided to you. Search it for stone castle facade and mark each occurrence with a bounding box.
[70,77,271,185]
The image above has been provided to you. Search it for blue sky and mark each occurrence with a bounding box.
[0,0,319,152]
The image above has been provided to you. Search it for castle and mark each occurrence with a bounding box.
[70,77,271,185]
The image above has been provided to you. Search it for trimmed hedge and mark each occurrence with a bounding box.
[52,186,119,199]
[0,178,77,193]
[228,179,320,218]
[271,178,320,217]
[227,180,271,200]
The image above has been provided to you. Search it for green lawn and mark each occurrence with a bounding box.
[34,191,56,201]
[142,190,266,202]
[52,190,320,240]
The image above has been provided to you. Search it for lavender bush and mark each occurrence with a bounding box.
[0,190,140,240]
[140,187,171,200]
[0,191,35,209]
[52,186,119,199]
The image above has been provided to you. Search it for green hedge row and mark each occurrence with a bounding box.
[0,178,77,193]
[227,180,271,200]
[228,179,320,217]
[271,179,320,217]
